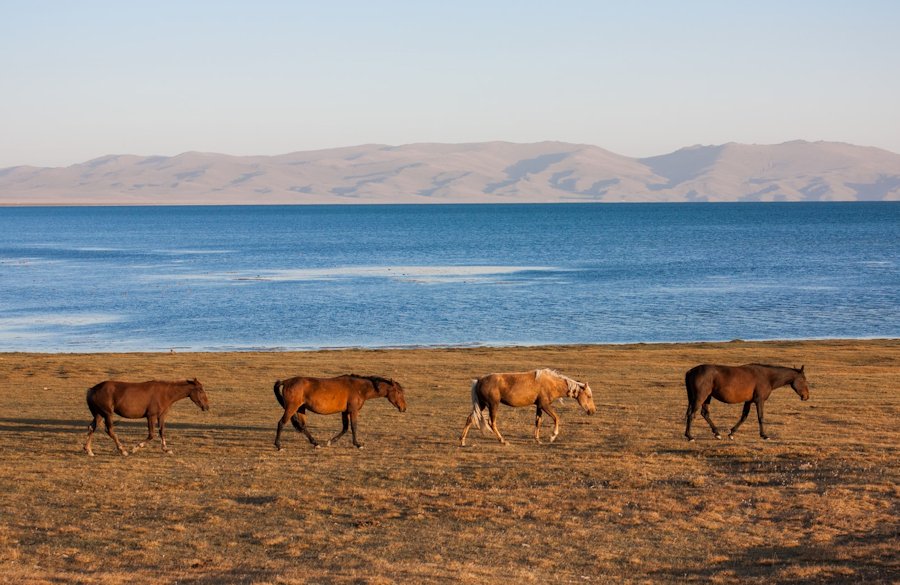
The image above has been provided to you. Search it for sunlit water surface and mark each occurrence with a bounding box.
[0,203,897,351]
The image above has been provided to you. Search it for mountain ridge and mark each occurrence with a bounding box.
[2,140,899,204]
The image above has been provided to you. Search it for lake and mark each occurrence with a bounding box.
[0,203,897,351]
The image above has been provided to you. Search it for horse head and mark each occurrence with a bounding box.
[386,379,407,412]
[576,382,597,415]
[188,378,210,411]
[791,366,810,401]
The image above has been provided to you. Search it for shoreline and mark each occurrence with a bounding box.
[3,200,897,208]
[3,336,897,356]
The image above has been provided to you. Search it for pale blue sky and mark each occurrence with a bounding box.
[2,0,899,167]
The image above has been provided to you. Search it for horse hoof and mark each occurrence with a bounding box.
[762,436,770,441]
[164,449,173,455]
[687,437,695,442]
[354,444,365,449]
[714,434,722,440]
[728,434,735,440]
[325,440,332,447]
[86,451,94,457]
[120,451,129,457]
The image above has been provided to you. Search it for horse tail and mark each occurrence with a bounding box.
[684,366,702,421]
[85,381,109,416]
[684,364,716,418]
[470,379,489,434]
[273,380,286,408]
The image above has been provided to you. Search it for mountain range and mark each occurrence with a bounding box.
[2,140,899,204]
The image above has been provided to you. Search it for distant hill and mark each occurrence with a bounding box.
[2,140,899,204]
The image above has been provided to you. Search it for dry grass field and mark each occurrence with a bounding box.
[0,340,897,584]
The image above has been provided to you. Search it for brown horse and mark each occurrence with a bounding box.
[84,378,209,456]
[459,368,596,446]
[273,374,407,450]
[684,364,809,441]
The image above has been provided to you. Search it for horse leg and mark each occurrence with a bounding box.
[729,402,752,439]
[103,414,128,456]
[159,413,173,454]
[700,397,722,439]
[534,405,543,444]
[274,409,291,451]
[684,403,696,441]
[756,400,768,440]
[543,404,561,443]
[84,413,101,456]
[685,398,706,442]
[132,415,157,453]
[487,403,507,445]
[349,410,364,448]
[293,410,320,447]
[327,412,349,446]
[460,412,477,447]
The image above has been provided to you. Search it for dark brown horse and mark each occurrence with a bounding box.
[684,364,809,441]
[84,378,209,456]
[460,368,596,446]
[273,374,407,450]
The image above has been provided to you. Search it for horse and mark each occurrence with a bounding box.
[459,368,596,446]
[273,374,407,450]
[684,364,809,441]
[84,378,209,456]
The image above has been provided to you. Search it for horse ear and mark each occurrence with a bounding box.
[799,365,805,373]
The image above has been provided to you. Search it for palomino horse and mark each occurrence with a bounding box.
[684,364,809,441]
[84,378,209,456]
[459,368,596,446]
[273,374,407,450]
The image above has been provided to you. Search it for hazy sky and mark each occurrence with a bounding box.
[2,0,899,167]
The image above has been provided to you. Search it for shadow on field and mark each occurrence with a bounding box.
[655,524,898,583]
[0,417,269,434]
[169,569,279,585]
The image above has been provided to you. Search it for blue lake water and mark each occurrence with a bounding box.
[0,203,898,351]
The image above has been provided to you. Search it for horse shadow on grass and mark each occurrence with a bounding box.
[650,523,897,583]
[0,417,270,434]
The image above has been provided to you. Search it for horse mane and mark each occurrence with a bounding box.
[749,363,803,374]
[535,368,561,380]
[535,368,584,395]
[346,373,393,388]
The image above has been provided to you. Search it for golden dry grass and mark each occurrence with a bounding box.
[0,339,897,584]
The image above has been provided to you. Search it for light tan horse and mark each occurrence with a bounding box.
[460,369,596,446]
[84,378,209,456]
